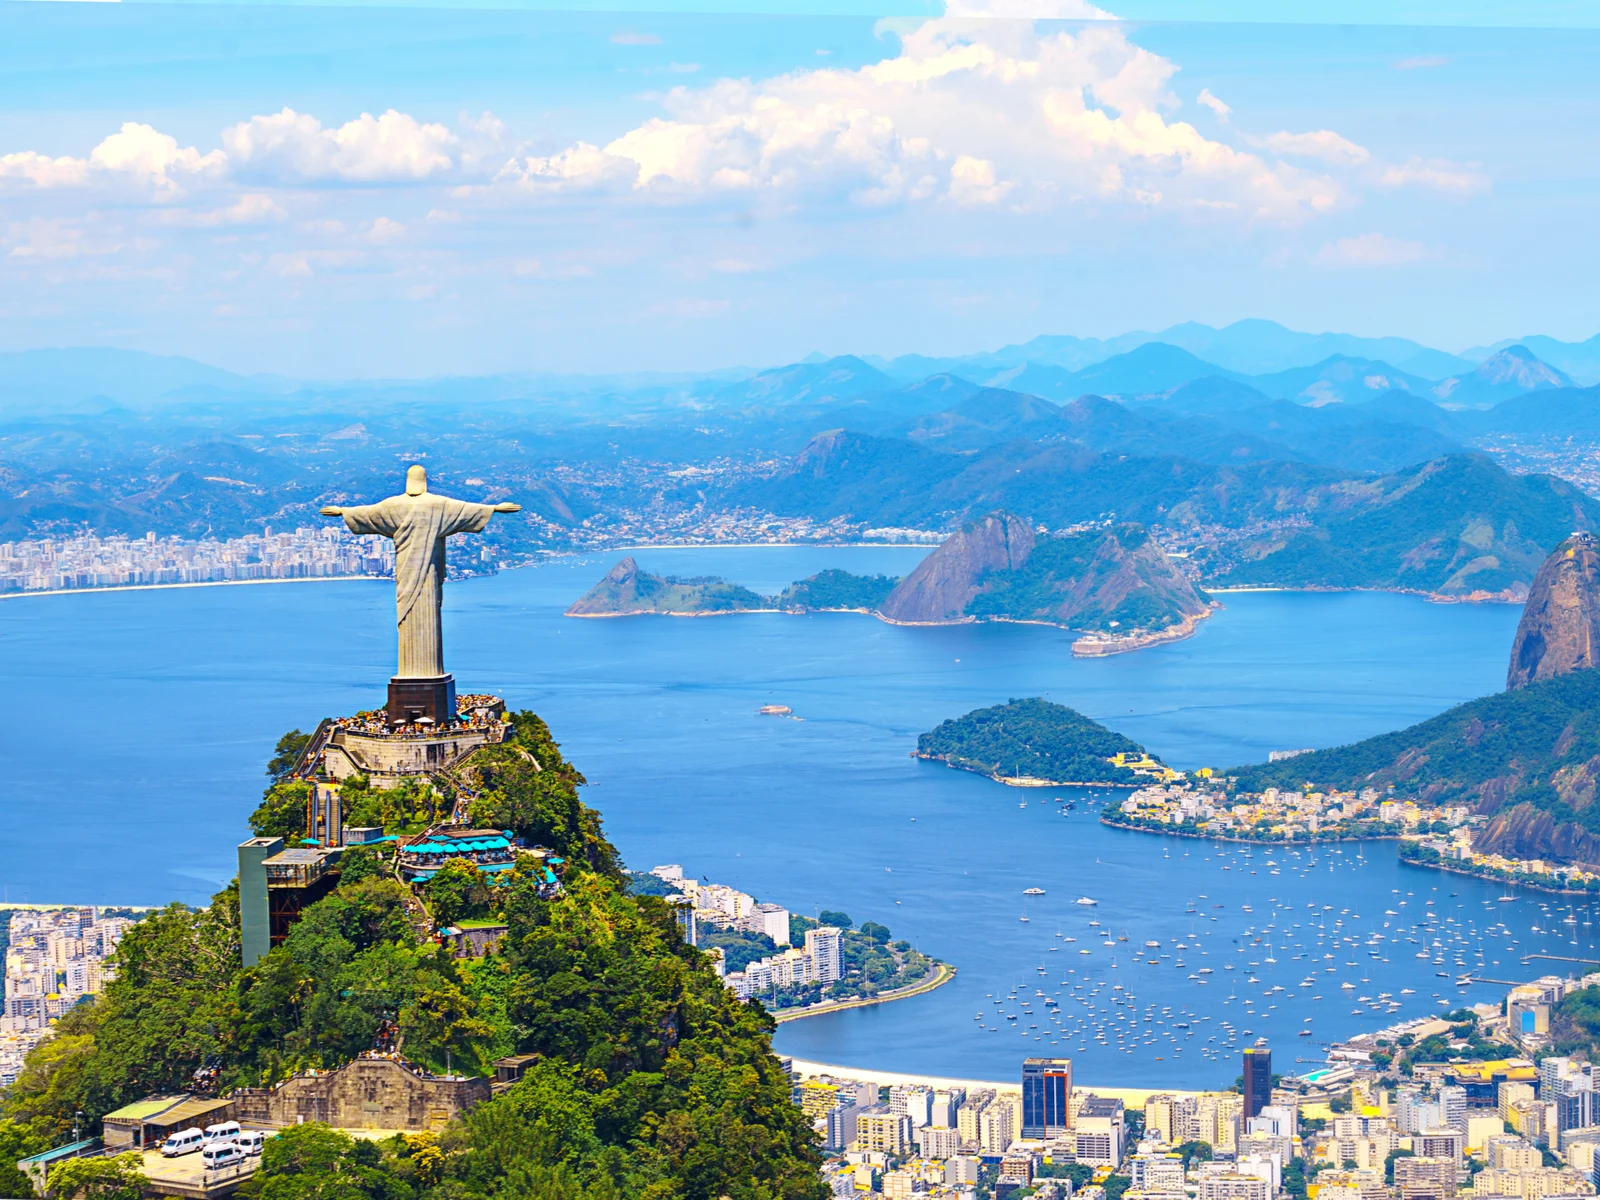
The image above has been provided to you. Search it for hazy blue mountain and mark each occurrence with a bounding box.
[1461,333,1600,386]
[1432,345,1574,409]
[1471,384,1600,436]
[1054,396,1302,465]
[1203,399,1466,473]
[1147,319,1470,378]
[0,347,289,410]
[1339,391,1465,435]
[710,354,891,407]
[984,343,1245,401]
[1215,454,1600,599]
[877,320,1468,381]
[1129,376,1277,417]
[1246,355,1438,406]
[900,387,1062,448]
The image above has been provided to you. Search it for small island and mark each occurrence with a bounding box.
[915,697,1175,787]
[567,558,899,617]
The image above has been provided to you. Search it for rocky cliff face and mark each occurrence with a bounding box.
[975,523,1210,634]
[1473,802,1600,872]
[1507,532,1600,689]
[568,557,649,614]
[878,512,1036,623]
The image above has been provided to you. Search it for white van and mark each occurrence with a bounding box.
[203,1121,241,1144]
[235,1131,265,1157]
[201,1142,244,1171]
[161,1128,204,1157]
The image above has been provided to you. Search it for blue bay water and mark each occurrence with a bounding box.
[1,544,1592,1088]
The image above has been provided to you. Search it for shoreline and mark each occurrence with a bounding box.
[782,1057,1191,1106]
[913,754,1132,789]
[1071,608,1213,658]
[1205,584,1524,606]
[770,961,957,1024]
[1399,850,1600,897]
[0,575,385,601]
[1099,816,1400,847]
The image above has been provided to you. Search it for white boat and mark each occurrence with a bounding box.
[1076,897,1098,906]
[1024,887,1046,896]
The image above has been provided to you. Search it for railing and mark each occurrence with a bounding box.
[199,1156,261,1188]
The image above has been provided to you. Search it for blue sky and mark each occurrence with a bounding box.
[2,0,1598,376]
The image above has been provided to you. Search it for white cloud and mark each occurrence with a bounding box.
[368,216,405,242]
[6,218,125,260]
[223,108,457,182]
[0,151,90,188]
[1393,55,1449,70]
[157,193,286,227]
[490,18,1341,220]
[89,123,226,189]
[1252,129,1369,166]
[1313,232,1431,268]
[610,31,662,46]
[1379,155,1486,193]
[949,155,1012,205]
[1196,88,1230,121]
[0,124,222,193]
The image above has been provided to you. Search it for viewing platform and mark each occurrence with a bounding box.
[303,694,511,787]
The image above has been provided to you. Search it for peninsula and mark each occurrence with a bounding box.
[915,697,1173,787]
[568,515,1213,654]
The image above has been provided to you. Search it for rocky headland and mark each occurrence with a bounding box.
[880,511,1214,643]
[1507,531,1600,689]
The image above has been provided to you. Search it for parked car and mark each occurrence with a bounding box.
[235,1131,266,1157]
[203,1121,241,1144]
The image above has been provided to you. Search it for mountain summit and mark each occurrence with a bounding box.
[1507,532,1600,689]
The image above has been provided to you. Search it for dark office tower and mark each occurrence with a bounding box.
[1021,1058,1074,1138]
[1242,1047,1272,1120]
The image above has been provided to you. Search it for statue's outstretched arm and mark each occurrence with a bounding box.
[320,506,344,516]
[493,502,521,513]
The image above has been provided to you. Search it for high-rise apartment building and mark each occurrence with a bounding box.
[804,926,843,983]
[1242,1048,1272,1121]
[1021,1058,1074,1139]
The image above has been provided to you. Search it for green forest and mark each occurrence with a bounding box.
[917,697,1151,785]
[1228,667,1600,834]
[965,524,1203,633]
[775,570,900,612]
[0,713,824,1200]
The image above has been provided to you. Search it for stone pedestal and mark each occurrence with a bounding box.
[388,675,457,728]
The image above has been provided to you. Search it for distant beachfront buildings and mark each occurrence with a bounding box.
[644,864,843,1001]
[0,908,133,1085]
[0,527,396,593]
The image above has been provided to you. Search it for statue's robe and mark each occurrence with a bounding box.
[338,492,495,678]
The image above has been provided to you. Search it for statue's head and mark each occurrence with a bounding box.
[405,465,428,496]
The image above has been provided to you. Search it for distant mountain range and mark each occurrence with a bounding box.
[1,328,1598,590]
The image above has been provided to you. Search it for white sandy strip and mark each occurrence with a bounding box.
[786,1059,1194,1106]
[0,576,382,601]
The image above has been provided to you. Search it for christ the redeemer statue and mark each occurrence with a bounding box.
[322,465,519,726]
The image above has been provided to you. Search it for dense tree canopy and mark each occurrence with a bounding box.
[6,710,822,1200]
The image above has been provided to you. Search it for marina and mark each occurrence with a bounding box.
[0,544,1557,1085]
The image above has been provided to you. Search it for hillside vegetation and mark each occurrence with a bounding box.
[0,715,823,1200]
[1228,669,1600,866]
[917,697,1152,785]
[568,558,901,618]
